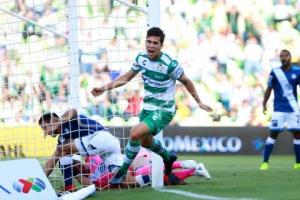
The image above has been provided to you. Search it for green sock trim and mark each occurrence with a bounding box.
[120,163,130,172]
[149,139,170,161]
[129,140,141,146]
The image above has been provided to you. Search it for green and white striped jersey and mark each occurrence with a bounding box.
[131,52,184,112]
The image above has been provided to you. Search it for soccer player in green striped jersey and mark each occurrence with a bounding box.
[91,27,212,185]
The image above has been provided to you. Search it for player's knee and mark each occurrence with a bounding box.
[130,131,141,141]
[130,128,144,141]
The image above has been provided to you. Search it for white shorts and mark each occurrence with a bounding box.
[75,130,123,166]
[270,111,300,132]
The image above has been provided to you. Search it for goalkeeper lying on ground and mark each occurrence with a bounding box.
[39,109,124,191]
[40,108,210,191]
[63,148,211,190]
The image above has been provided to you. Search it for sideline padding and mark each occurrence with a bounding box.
[0,159,58,200]
[0,125,57,158]
[58,185,96,200]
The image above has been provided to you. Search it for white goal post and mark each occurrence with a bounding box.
[146,0,164,188]
[0,0,164,191]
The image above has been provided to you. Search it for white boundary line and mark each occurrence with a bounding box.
[158,189,260,200]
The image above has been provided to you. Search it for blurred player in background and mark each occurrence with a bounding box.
[260,49,300,170]
[91,27,213,185]
[38,108,123,191]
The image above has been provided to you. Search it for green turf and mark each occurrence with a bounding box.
[84,155,300,200]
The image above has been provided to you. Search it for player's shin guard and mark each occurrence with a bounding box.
[293,139,300,163]
[59,156,75,191]
[149,139,170,162]
[149,139,177,175]
[263,137,275,162]
[121,140,141,172]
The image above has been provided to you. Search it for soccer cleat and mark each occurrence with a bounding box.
[181,160,197,169]
[63,184,76,192]
[194,163,211,180]
[164,152,177,175]
[109,169,127,185]
[293,163,300,169]
[57,191,71,197]
[260,162,269,170]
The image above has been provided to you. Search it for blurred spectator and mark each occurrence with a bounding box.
[243,35,264,75]
[2,0,300,127]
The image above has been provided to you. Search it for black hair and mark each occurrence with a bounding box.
[147,27,165,44]
[38,112,59,126]
[281,49,291,56]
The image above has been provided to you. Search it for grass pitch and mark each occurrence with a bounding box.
[85,155,300,200]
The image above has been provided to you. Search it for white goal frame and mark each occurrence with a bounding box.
[0,0,165,189]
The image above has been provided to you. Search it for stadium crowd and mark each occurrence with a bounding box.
[1,0,300,126]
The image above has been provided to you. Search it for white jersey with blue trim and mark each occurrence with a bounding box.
[268,65,300,112]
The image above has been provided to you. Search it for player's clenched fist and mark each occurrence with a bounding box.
[91,87,105,96]
[198,102,213,112]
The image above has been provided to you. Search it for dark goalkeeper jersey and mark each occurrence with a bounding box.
[57,114,105,145]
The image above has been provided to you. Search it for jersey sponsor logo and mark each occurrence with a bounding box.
[291,73,296,79]
[156,64,164,72]
[143,77,163,86]
[142,59,147,66]
[271,120,278,127]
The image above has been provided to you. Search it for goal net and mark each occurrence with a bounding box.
[0,0,160,193]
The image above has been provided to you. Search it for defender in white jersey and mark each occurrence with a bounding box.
[39,109,123,191]
[92,27,213,185]
[260,49,300,170]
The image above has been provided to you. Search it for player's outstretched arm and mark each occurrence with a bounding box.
[44,149,60,177]
[263,87,272,114]
[178,74,213,112]
[91,70,138,97]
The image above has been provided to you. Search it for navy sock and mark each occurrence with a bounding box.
[263,143,274,163]
[121,140,141,172]
[293,144,300,163]
[60,164,73,187]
